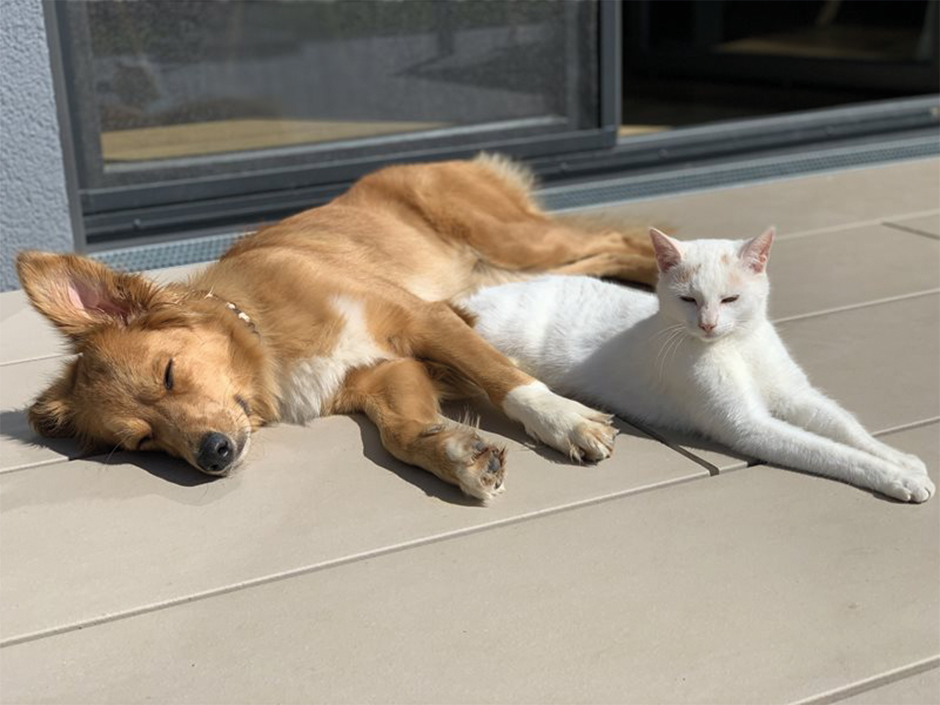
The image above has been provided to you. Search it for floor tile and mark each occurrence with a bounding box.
[836,665,940,705]
[3,424,935,705]
[767,224,939,321]
[0,408,706,640]
[0,291,64,365]
[778,294,940,432]
[885,213,940,239]
[585,159,940,242]
[0,357,80,471]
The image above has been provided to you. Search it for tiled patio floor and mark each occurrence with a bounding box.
[1,159,938,704]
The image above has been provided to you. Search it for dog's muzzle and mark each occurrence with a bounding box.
[196,432,236,475]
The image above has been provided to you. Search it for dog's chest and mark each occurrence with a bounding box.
[277,296,390,423]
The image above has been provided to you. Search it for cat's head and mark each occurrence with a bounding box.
[650,227,774,342]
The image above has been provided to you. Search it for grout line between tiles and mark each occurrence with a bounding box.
[788,654,940,705]
[873,416,940,437]
[0,456,81,475]
[712,418,940,477]
[549,156,940,215]
[4,420,934,646]
[0,468,711,649]
[0,351,68,368]
[773,288,939,326]
[767,208,940,242]
[621,417,721,476]
[882,220,940,240]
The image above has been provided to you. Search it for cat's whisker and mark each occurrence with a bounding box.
[656,328,685,382]
[650,323,683,343]
[667,333,686,375]
[654,330,678,381]
[653,331,673,380]
[662,329,685,380]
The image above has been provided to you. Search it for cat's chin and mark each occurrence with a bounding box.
[691,329,730,342]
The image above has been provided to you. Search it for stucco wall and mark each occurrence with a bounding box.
[1,0,76,291]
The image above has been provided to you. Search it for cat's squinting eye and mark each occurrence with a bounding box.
[721,296,740,304]
[680,296,697,304]
[136,436,153,450]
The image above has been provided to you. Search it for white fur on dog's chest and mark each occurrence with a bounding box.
[278,296,390,423]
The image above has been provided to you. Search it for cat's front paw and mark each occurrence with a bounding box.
[502,382,617,462]
[879,470,935,504]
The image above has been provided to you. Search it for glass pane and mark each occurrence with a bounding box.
[621,0,939,136]
[62,0,598,187]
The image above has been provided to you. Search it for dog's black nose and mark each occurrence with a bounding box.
[196,432,235,474]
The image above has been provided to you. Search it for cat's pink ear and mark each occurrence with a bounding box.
[739,227,775,273]
[649,228,683,273]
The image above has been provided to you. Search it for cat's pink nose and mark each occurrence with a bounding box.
[699,322,716,333]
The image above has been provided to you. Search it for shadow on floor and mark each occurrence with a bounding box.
[346,400,659,506]
[346,414,481,507]
[0,408,217,489]
[0,409,79,465]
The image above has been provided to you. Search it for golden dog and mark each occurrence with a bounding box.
[17,154,657,500]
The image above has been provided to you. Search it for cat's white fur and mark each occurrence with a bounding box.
[462,227,934,503]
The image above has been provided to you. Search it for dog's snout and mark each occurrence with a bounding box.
[197,432,235,474]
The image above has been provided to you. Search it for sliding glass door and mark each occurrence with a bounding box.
[52,0,619,247]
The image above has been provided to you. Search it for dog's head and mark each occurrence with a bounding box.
[16,251,272,475]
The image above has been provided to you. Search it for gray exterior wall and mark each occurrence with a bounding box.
[1,0,77,291]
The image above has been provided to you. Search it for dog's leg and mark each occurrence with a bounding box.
[338,359,507,501]
[460,218,655,273]
[409,304,617,461]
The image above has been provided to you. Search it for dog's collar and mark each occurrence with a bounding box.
[203,292,259,336]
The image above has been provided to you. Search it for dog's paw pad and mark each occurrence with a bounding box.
[449,435,507,502]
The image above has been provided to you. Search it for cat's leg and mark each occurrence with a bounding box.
[337,359,507,501]
[712,409,934,502]
[773,388,928,476]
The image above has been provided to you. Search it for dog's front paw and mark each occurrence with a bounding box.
[446,434,507,502]
[879,470,935,504]
[502,381,617,462]
[564,409,616,462]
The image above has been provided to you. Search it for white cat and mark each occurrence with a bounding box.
[462,227,934,503]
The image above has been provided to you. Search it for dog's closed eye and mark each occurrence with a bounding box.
[235,394,251,417]
[164,359,174,391]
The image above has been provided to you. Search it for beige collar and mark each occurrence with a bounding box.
[204,292,259,336]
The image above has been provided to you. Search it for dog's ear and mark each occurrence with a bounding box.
[16,251,161,342]
[27,359,78,439]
